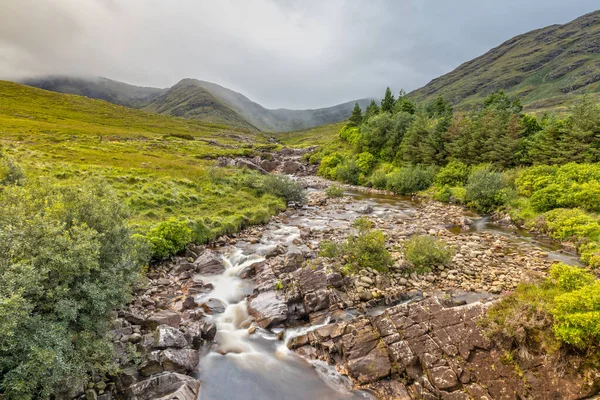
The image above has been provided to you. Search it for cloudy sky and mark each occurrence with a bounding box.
[0,1,598,108]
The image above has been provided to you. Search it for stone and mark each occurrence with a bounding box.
[282,160,302,174]
[122,311,145,325]
[129,333,142,344]
[303,289,330,313]
[181,296,197,310]
[248,290,288,328]
[161,349,200,373]
[429,365,459,390]
[144,310,181,330]
[154,325,188,349]
[200,298,227,314]
[194,251,225,275]
[139,351,163,377]
[357,205,374,214]
[85,389,98,400]
[126,372,200,400]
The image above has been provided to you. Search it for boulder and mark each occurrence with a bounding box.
[154,325,188,349]
[125,372,200,400]
[144,310,181,330]
[282,160,302,174]
[233,159,267,174]
[248,290,288,328]
[200,298,226,314]
[161,349,200,374]
[194,251,225,275]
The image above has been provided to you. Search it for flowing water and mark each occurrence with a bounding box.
[194,186,581,400]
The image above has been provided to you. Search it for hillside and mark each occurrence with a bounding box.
[0,80,283,233]
[408,10,600,112]
[21,76,372,132]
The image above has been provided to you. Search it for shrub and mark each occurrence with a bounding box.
[549,263,595,291]
[433,185,453,203]
[146,218,193,260]
[387,166,436,195]
[325,184,344,198]
[435,161,469,186]
[579,242,600,269]
[0,154,25,186]
[319,240,341,258]
[260,174,306,205]
[0,180,147,399]
[368,170,388,189]
[317,153,343,178]
[552,281,600,349]
[403,235,454,272]
[335,159,360,184]
[356,152,377,174]
[530,184,563,212]
[465,165,508,212]
[543,208,600,241]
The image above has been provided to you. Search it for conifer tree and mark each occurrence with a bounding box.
[381,87,395,113]
[348,102,363,127]
[365,100,380,119]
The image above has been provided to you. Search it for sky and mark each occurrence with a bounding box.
[0,0,598,109]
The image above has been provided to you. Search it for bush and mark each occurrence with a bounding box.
[552,281,600,349]
[435,161,469,186]
[403,235,454,272]
[260,174,306,205]
[335,159,360,184]
[465,165,508,212]
[317,152,343,178]
[0,154,25,186]
[146,218,193,260]
[0,181,147,399]
[356,152,377,174]
[549,262,595,291]
[368,170,388,189]
[319,217,393,274]
[325,184,344,198]
[387,166,436,195]
[543,208,600,241]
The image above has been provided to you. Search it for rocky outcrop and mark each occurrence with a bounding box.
[125,372,200,400]
[289,297,599,399]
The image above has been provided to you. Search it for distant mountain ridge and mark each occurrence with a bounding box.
[22,76,372,132]
[408,10,600,112]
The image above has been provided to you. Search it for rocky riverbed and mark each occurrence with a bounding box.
[96,164,596,400]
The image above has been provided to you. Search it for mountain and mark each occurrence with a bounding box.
[21,76,371,132]
[408,10,600,112]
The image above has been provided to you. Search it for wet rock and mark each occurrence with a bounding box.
[194,251,225,275]
[200,298,227,314]
[154,325,188,349]
[144,310,181,330]
[303,288,330,313]
[139,351,163,377]
[125,372,200,400]
[248,290,288,328]
[181,296,197,310]
[357,205,374,214]
[161,349,200,373]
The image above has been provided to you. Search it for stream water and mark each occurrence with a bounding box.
[193,186,581,400]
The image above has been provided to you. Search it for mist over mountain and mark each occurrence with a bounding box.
[22,76,372,132]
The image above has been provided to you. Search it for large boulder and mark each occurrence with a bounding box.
[161,349,200,373]
[200,298,226,314]
[143,310,181,330]
[247,290,288,328]
[153,325,188,349]
[125,372,200,400]
[194,251,225,275]
[282,161,302,174]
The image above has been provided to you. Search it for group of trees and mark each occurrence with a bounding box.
[347,88,600,168]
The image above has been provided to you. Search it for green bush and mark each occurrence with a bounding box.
[403,235,454,272]
[435,161,469,186]
[0,154,25,186]
[356,152,377,174]
[368,170,388,189]
[552,281,600,349]
[0,180,147,399]
[465,165,508,212]
[543,208,600,241]
[549,262,595,291]
[146,218,193,260]
[260,174,306,205]
[317,152,343,178]
[335,159,360,184]
[325,184,344,198]
[579,242,600,269]
[387,166,436,195]
[319,217,393,274]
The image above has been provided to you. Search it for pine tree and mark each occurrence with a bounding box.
[365,100,380,119]
[348,102,363,127]
[381,87,395,113]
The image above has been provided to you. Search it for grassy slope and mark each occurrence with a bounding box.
[408,10,600,113]
[0,80,283,233]
[274,121,345,147]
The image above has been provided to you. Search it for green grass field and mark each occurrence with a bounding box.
[274,121,344,147]
[0,81,285,235]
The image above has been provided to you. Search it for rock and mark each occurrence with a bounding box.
[303,289,331,313]
[357,205,374,214]
[248,291,288,328]
[429,365,459,390]
[139,351,163,377]
[194,251,225,275]
[327,272,344,288]
[161,349,200,373]
[129,333,142,344]
[282,160,302,174]
[233,159,267,174]
[358,290,373,302]
[126,372,200,400]
[122,311,145,325]
[201,321,217,341]
[181,296,197,310]
[283,248,304,272]
[200,298,227,314]
[260,159,278,172]
[144,310,181,330]
[154,325,188,349]
[85,389,98,400]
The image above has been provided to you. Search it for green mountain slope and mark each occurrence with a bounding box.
[21,76,372,132]
[408,10,600,112]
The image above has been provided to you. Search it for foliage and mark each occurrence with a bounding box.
[334,159,360,185]
[0,153,25,186]
[542,208,600,241]
[435,161,470,186]
[403,235,454,272]
[145,218,193,260]
[465,165,508,212]
[259,174,306,205]
[325,184,344,198]
[381,87,395,113]
[319,217,393,274]
[0,180,148,399]
[387,166,437,195]
[348,102,363,127]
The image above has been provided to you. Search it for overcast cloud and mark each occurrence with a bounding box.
[0,0,598,108]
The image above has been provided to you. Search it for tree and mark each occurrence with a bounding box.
[365,99,380,119]
[348,102,363,127]
[398,113,429,164]
[381,87,395,113]
[395,89,416,115]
